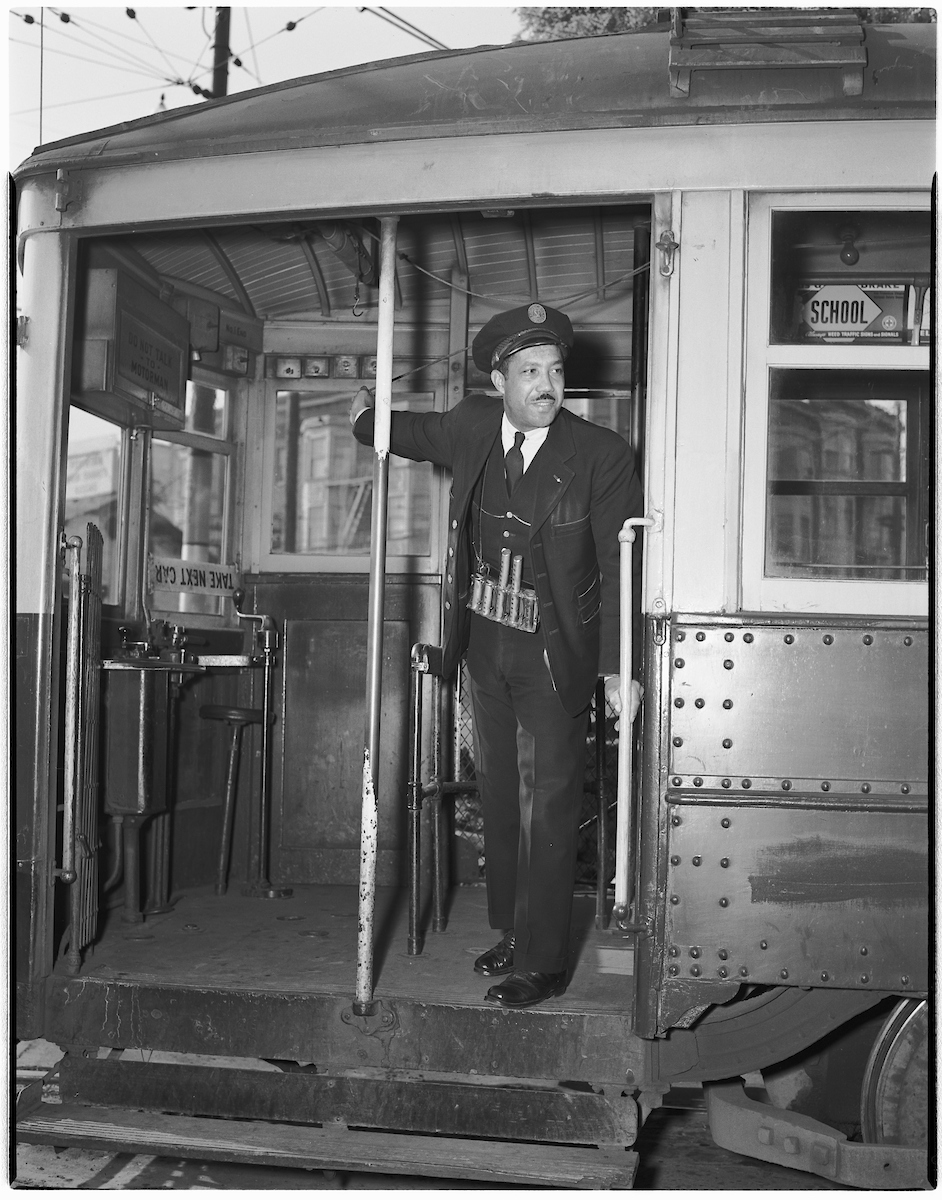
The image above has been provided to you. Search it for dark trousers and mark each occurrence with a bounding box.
[466,613,590,974]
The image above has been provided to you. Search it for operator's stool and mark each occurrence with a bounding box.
[200,704,263,895]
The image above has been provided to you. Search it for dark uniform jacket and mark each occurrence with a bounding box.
[354,392,643,716]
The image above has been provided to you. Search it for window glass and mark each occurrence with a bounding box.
[766,370,926,581]
[150,383,231,614]
[769,210,930,346]
[271,390,433,557]
[65,407,123,603]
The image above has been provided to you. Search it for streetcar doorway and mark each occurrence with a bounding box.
[48,202,652,1005]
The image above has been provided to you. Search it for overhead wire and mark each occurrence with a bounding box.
[357,7,449,51]
[9,36,178,83]
[10,82,171,119]
[44,7,181,78]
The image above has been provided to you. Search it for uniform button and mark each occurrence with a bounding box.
[506,511,513,518]
[503,531,510,538]
[444,601,451,610]
[447,548,454,557]
[446,574,453,584]
[451,520,458,529]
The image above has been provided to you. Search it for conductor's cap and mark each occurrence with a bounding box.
[471,303,574,372]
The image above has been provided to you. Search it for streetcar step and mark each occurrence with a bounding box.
[17,1102,638,1189]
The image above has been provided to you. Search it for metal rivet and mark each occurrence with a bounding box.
[671,814,682,826]
[863,634,873,645]
[668,964,679,975]
[670,855,681,866]
[740,966,749,976]
[721,778,731,789]
[720,857,729,868]
[821,971,829,982]
[674,658,685,668]
[696,631,705,641]
[741,779,751,789]
[859,946,868,956]
[670,895,679,905]
[689,946,700,958]
[821,781,831,792]
[724,632,734,643]
[676,630,686,641]
[743,632,754,644]
[692,856,702,867]
[861,783,871,794]
[784,1136,800,1155]
[673,736,683,746]
[695,697,705,708]
[904,636,913,646]
[674,698,684,708]
[690,965,701,977]
[780,969,789,979]
[718,949,728,960]
[758,1127,773,1146]
[721,818,731,828]
[760,940,768,950]
[723,659,734,670]
[823,634,833,645]
[784,634,794,644]
[723,699,733,710]
[718,966,728,978]
[860,974,870,984]
[901,784,910,794]
[668,945,679,957]
[782,780,791,791]
[693,777,703,787]
[901,975,910,985]
[722,738,732,749]
[719,897,729,907]
[671,777,682,787]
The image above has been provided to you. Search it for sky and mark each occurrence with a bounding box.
[7,4,524,170]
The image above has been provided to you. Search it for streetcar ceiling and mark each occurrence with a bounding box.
[94,206,649,326]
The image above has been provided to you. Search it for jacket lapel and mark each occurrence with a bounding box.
[527,411,575,536]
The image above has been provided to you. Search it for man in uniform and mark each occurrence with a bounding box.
[351,302,643,1008]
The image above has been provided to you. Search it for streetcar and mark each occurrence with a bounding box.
[13,8,934,1189]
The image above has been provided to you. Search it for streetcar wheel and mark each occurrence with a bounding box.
[860,999,929,1148]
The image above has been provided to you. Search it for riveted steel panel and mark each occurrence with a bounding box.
[663,802,928,992]
[667,623,927,797]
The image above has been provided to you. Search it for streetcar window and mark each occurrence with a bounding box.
[270,390,433,557]
[149,383,233,615]
[766,370,927,580]
[769,210,930,346]
[64,407,124,604]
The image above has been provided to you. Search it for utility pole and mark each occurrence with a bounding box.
[211,7,231,98]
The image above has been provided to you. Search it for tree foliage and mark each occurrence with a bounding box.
[515,7,935,42]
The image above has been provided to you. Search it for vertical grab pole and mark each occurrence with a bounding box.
[58,536,84,886]
[613,517,654,927]
[355,215,399,1015]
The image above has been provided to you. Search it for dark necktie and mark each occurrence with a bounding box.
[505,431,525,493]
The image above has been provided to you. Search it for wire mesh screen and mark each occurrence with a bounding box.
[447,662,618,892]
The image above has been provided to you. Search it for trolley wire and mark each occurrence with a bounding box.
[357,7,450,51]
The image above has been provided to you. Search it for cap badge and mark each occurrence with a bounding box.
[527,303,547,324]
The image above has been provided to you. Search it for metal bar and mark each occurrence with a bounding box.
[613,517,655,923]
[355,215,399,1015]
[594,678,608,930]
[257,644,274,888]
[430,673,446,932]
[58,536,83,885]
[407,646,426,955]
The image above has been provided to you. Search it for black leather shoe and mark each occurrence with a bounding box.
[485,970,567,1008]
[474,931,515,976]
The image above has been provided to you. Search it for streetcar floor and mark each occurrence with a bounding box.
[78,883,636,1013]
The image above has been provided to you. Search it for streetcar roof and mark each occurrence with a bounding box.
[14,18,935,180]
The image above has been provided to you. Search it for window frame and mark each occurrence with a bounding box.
[741,192,930,616]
